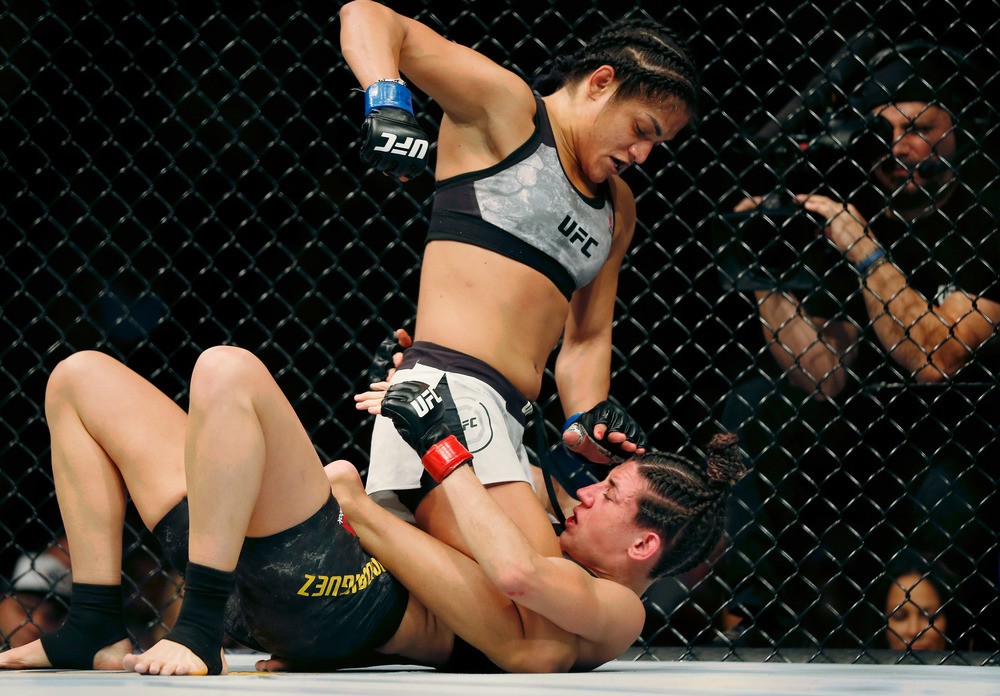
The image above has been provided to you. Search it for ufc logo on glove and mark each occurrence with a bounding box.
[360,78,431,178]
[373,132,429,160]
[410,385,443,417]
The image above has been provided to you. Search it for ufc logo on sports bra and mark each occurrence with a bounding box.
[373,133,429,160]
[411,385,443,417]
[558,215,600,258]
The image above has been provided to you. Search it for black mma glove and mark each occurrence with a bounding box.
[381,378,472,482]
[360,79,430,179]
[563,400,648,465]
[367,330,405,384]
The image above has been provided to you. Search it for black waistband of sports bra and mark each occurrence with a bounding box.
[427,213,575,300]
[398,341,532,425]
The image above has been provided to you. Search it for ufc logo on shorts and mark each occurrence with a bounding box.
[374,133,429,160]
[411,385,442,417]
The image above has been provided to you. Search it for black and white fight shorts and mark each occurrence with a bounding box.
[365,341,535,521]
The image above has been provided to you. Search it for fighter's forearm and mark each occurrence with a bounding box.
[554,336,612,417]
[335,484,534,656]
[339,1,407,89]
[440,466,551,596]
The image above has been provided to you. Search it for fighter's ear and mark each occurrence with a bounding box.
[628,530,662,563]
[585,64,617,99]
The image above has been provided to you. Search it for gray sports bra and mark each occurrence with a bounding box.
[427,95,615,300]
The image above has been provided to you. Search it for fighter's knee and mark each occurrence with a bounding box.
[45,351,113,413]
[189,346,264,408]
[324,460,356,483]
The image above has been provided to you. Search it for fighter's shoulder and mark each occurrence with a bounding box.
[583,574,646,655]
[607,175,637,240]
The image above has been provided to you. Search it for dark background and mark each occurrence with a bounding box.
[2,0,998,656]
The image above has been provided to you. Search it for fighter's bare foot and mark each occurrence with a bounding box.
[0,636,132,670]
[0,639,52,670]
[255,655,290,672]
[123,639,228,676]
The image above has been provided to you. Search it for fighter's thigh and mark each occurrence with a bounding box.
[190,346,329,534]
[46,350,187,518]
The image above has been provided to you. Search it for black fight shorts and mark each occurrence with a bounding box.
[152,495,408,662]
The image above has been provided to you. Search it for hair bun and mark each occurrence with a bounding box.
[531,55,578,95]
[705,432,745,487]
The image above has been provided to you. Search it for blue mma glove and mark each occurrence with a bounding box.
[360,79,430,178]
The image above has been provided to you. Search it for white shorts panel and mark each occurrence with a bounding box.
[365,364,532,495]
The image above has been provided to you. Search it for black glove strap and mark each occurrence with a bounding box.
[534,405,566,524]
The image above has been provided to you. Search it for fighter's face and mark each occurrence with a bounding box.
[558,460,649,563]
[582,94,690,183]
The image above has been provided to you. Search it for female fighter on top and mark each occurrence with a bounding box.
[339,0,701,549]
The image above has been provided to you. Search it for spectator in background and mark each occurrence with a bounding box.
[1,533,183,652]
[0,538,71,649]
[880,549,973,652]
[719,43,1000,648]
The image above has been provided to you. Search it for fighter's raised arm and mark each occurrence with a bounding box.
[339,0,535,180]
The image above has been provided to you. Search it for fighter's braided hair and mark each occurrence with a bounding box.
[633,432,744,578]
[532,17,700,118]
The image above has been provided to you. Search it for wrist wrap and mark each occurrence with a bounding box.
[562,412,583,431]
[421,434,472,482]
[364,80,413,117]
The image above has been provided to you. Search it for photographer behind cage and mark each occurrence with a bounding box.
[719,44,1000,648]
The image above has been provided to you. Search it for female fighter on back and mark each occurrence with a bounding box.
[0,349,740,674]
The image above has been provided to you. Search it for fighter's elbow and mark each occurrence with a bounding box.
[494,562,539,601]
[493,642,575,673]
[338,0,360,20]
[339,0,373,15]
[339,0,389,26]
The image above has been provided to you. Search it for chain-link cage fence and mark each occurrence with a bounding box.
[1,0,998,665]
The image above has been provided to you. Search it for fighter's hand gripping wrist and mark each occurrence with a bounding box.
[381,377,472,481]
[563,400,648,464]
[366,328,412,384]
[359,79,430,179]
